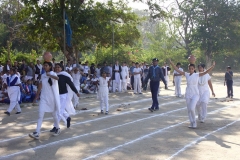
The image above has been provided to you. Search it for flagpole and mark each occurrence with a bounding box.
[63,8,66,68]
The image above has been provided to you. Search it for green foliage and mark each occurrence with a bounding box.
[0,47,38,64]
[18,0,141,60]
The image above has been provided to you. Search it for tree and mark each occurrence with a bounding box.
[18,0,141,61]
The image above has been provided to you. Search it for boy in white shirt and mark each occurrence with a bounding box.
[133,62,142,94]
[173,62,183,97]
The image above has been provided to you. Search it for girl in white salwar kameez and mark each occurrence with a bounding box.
[98,71,110,115]
[71,67,82,108]
[169,60,215,128]
[4,68,24,116]
[196,64,215,123]
[29,62,61,140]
[121,62,129,92]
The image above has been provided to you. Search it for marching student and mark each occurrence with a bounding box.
[169,60,215,129]
[224,66,233,98]
[4,67,25,116]
[71,67,82,108]
[51,63,80,131]
[29,62,61,139]
[121,62,129,92]
[133,62,142,94]
[98,71,111,115]
[144,58,167,112]
[173,62,183,97]
[196,64,215,123]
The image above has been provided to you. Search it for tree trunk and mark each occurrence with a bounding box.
[205,51,213,75]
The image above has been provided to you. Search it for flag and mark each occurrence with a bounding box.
[65,13,72,47]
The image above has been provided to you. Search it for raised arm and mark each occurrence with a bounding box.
[169,60,185,76]
[199,61,215,77]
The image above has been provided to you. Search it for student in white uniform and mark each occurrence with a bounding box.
[196,64,215,123]
[71,67,82,108]
[4,68,24,116]
[29,62,61,139]
[133,62,142,94]
[112,61,122,92]
[162,62,171,89]
[121,62,129,92]
[173,62,183,97]
[98,71,111,115]
[169,60,215,128]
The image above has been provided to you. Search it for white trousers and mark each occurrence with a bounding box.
[164,76,169,87]
[59,94,69,120]
[113,80,121,92]
[36,111,59,135]
[7,101,21,113]
[134,77,141,93]
[122,81,127,92]
[196,102,207,121]
[73,85,80,107]
[174,77,182,96]
[100,96,109,112]
[186,95,199,126]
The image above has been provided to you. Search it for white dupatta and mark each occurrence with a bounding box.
[57,71,76,115]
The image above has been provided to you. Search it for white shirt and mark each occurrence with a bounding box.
[72,71,81,86]
[133,67,142,78]
[83,65,89,74]
[95,68,101,78]
[185,72,199,98]
[173,68,183,80]
[121,66,129,82]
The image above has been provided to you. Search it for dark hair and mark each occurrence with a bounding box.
[176,62,181,66]
[188,64,195,68]
[55,63,64,71]
[227,66,231,69]
[43,61,53,86]
[198,64,205,69]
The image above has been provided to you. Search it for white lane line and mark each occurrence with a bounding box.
[19,96,168,125]
[166,119,240,160]
[0,98,184,144]
[0,102,238,160]
[82,102,240,160]
[0,107,187,159]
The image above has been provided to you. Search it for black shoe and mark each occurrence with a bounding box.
[139,93,142,94]
[105,111,109,115]
[154,108,159,111]
[67,117,71,128]
[50,127,57,132]
[148,108,154,112]
[101,110,104,114]
[15,112,21,114]
[4,111,10,116]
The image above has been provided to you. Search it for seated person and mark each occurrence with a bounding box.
[22,79,36,102]
[81,80,90,94]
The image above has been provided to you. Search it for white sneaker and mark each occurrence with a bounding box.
[29,132,39,140]
[192,122,197,128]
[53,128,61,136]
[188,122,193,128]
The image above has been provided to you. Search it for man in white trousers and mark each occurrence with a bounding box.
[173,62,183,97]
[121,62,128,92]
[112,60,122,92]
[133,62,142,94]
[162,62,171,89]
